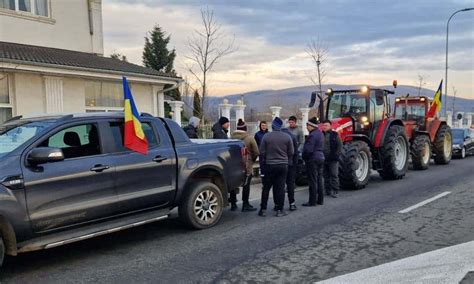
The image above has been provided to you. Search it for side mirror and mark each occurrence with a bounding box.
[27,147,64,165]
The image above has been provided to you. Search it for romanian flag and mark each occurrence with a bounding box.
[123,77,148,155]
[427,80,443,118]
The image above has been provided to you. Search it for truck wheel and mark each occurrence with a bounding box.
[379,125,409,180]
[0,237,4,267]
[433,125,452,165]
[339,141,372,189]
[179,181,224,230]
[411,135,431,170]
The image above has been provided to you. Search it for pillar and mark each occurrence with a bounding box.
[269,106,282,120]
[44,76,64,113]
[219,99,233,137]
[165,100,184,126]
[234,99,246,122]
[446,111,453,127]
[466,113,473,128]
[300,107,310,135]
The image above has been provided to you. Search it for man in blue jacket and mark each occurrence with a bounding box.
[302,117,325,206]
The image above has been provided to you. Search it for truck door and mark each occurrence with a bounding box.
[22,122,118,232]
[106,119,176,214]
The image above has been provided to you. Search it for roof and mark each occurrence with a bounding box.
[0,41,179,80]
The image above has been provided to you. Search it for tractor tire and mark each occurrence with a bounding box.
[411,135,431,170]
[378,125,409,180]
[433,124,452,165]
[339,140,372,190]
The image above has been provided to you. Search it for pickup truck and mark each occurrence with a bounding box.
[0,113,246,266]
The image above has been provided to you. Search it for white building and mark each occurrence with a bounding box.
[0,0,180,124]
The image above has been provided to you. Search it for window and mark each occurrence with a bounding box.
[109,122,159,152]
[0,0,49,17]
[0,73,13,124]
[85,81,124,112]
[39,124,101,159]
[0,120,54,158]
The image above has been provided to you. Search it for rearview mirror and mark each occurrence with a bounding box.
[27,147,64,165]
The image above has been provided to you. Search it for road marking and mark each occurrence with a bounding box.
[398,191,451,214]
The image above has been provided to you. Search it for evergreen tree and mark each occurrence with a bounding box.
[110,51,128,62]
[193,90,202,117]
[143,25,181,100]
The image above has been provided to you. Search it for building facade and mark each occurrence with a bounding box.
[0,0,180,124]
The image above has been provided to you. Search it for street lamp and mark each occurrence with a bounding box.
[444,7,474,117]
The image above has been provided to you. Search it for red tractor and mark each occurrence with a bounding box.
[393,96,452,170]
[324,86,409,189]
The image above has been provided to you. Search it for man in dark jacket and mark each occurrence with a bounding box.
[282,127,298,211]
[259,117,294,217]
[254,121,268,147]
[322,120,342,198]
[302,117,325,206]
[212,116,230,139]
[183,116,200,139]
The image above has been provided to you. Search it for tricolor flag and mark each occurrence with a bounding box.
[427,80,443,118]
[123,77,148,155]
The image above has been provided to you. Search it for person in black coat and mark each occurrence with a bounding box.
[302,117,325,206]
[321,120,342,198]
[183,116,200,139]
[282,127,299,211]
[212,117,230,139]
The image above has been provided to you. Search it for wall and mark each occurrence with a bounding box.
[0,0,103,54]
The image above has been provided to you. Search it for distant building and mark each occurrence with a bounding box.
[0,0,180,123]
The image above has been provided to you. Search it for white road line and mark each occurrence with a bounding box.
[398,191,451,214]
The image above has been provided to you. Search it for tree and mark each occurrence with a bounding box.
[416,74,429,96]
[110,51,128,62]
[193,90,202,117]
[185,7,237,121]
[142,25,181,100]
[306,37,328,96]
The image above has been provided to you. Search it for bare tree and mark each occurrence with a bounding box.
[185,7,237,121]
[306,37,329,96]
[416,74,428,96]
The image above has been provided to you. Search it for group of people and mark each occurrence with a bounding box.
[182,114,342,217]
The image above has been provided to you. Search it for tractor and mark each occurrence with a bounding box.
[324,86,409,189]
[393,95,452,170]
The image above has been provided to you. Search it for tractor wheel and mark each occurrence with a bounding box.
[411,135,431,170]
[339,140,372,190]
[378,125,409,180]
[433,124,452,165]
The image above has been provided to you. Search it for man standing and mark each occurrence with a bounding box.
[322,120,342,198]
[254,121,268,147]
[231,119,259,212]
[282,127,298,211]
[183,116,200,139]
[302,117,325,206]
[288,116,304,147]
[259,117,294,217]
[212,116,230,139]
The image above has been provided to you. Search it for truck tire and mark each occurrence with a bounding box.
[0,236,4,267]
[379,125,409,180]
[179,181,224,230]
[433,124,452,165]
[339,141,372,189]
[411,135,431,170]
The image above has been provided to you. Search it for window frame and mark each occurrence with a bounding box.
[0,73,14,124]
[0,0,52,21]
[107,120,161,154]
[85,80,126,112]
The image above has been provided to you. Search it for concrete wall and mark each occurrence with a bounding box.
[0,0,103,54]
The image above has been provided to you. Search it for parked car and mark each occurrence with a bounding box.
[452,128,474,159]
[0,113,246,266]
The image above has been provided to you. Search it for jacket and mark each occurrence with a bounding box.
[323,130,342,162]
[282,128,299,166]
[302,127,325,163]
[232,130,259,175]
[183,125,198,139]
[288,126,304,147]
[259,130,294,166]
[254,130,267,147]
[212,122,228,139]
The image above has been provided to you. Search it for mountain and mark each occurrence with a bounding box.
[205,84,473,118]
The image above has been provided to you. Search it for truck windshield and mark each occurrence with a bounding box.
[327,94,367,120]
[0,121,54,158]
[395,103,425,119]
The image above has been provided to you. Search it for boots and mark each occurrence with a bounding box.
[230,202,238,211]
[242,202,257,212]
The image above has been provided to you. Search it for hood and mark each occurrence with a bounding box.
[453,138,464,145]
[212,122,222,132]
[232,130,249,140]
[0,154,22,182]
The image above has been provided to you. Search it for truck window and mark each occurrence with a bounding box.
[109,122,159,152]
[39,124,101,159]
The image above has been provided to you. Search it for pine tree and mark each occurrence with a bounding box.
[142,25,181,100]
[193,90,202,117]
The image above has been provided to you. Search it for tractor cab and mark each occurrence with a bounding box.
[394,96,430,131]
[326,86,393,142]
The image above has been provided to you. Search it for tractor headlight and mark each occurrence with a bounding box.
[360,116,370,126]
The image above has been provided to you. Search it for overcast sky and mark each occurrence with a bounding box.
[103,0,474,99]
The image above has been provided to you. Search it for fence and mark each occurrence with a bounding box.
[184,121,261,139]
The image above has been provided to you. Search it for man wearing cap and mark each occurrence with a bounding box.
[288,115,304,147]
[212,116,230,139]
[231,119,259,212]
[258,117,294,217]
[183,116,200,139]
[321,120,342,198]
[302,117,325,206]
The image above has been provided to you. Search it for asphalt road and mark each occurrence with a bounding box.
[1,157,474,283]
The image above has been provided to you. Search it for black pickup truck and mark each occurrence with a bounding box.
[0,113,245,266]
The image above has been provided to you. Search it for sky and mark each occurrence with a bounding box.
[103,0,474,99]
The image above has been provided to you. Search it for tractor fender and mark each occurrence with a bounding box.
[427,119,445,142]
[374,118,404,148]
[343,134,372,148]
